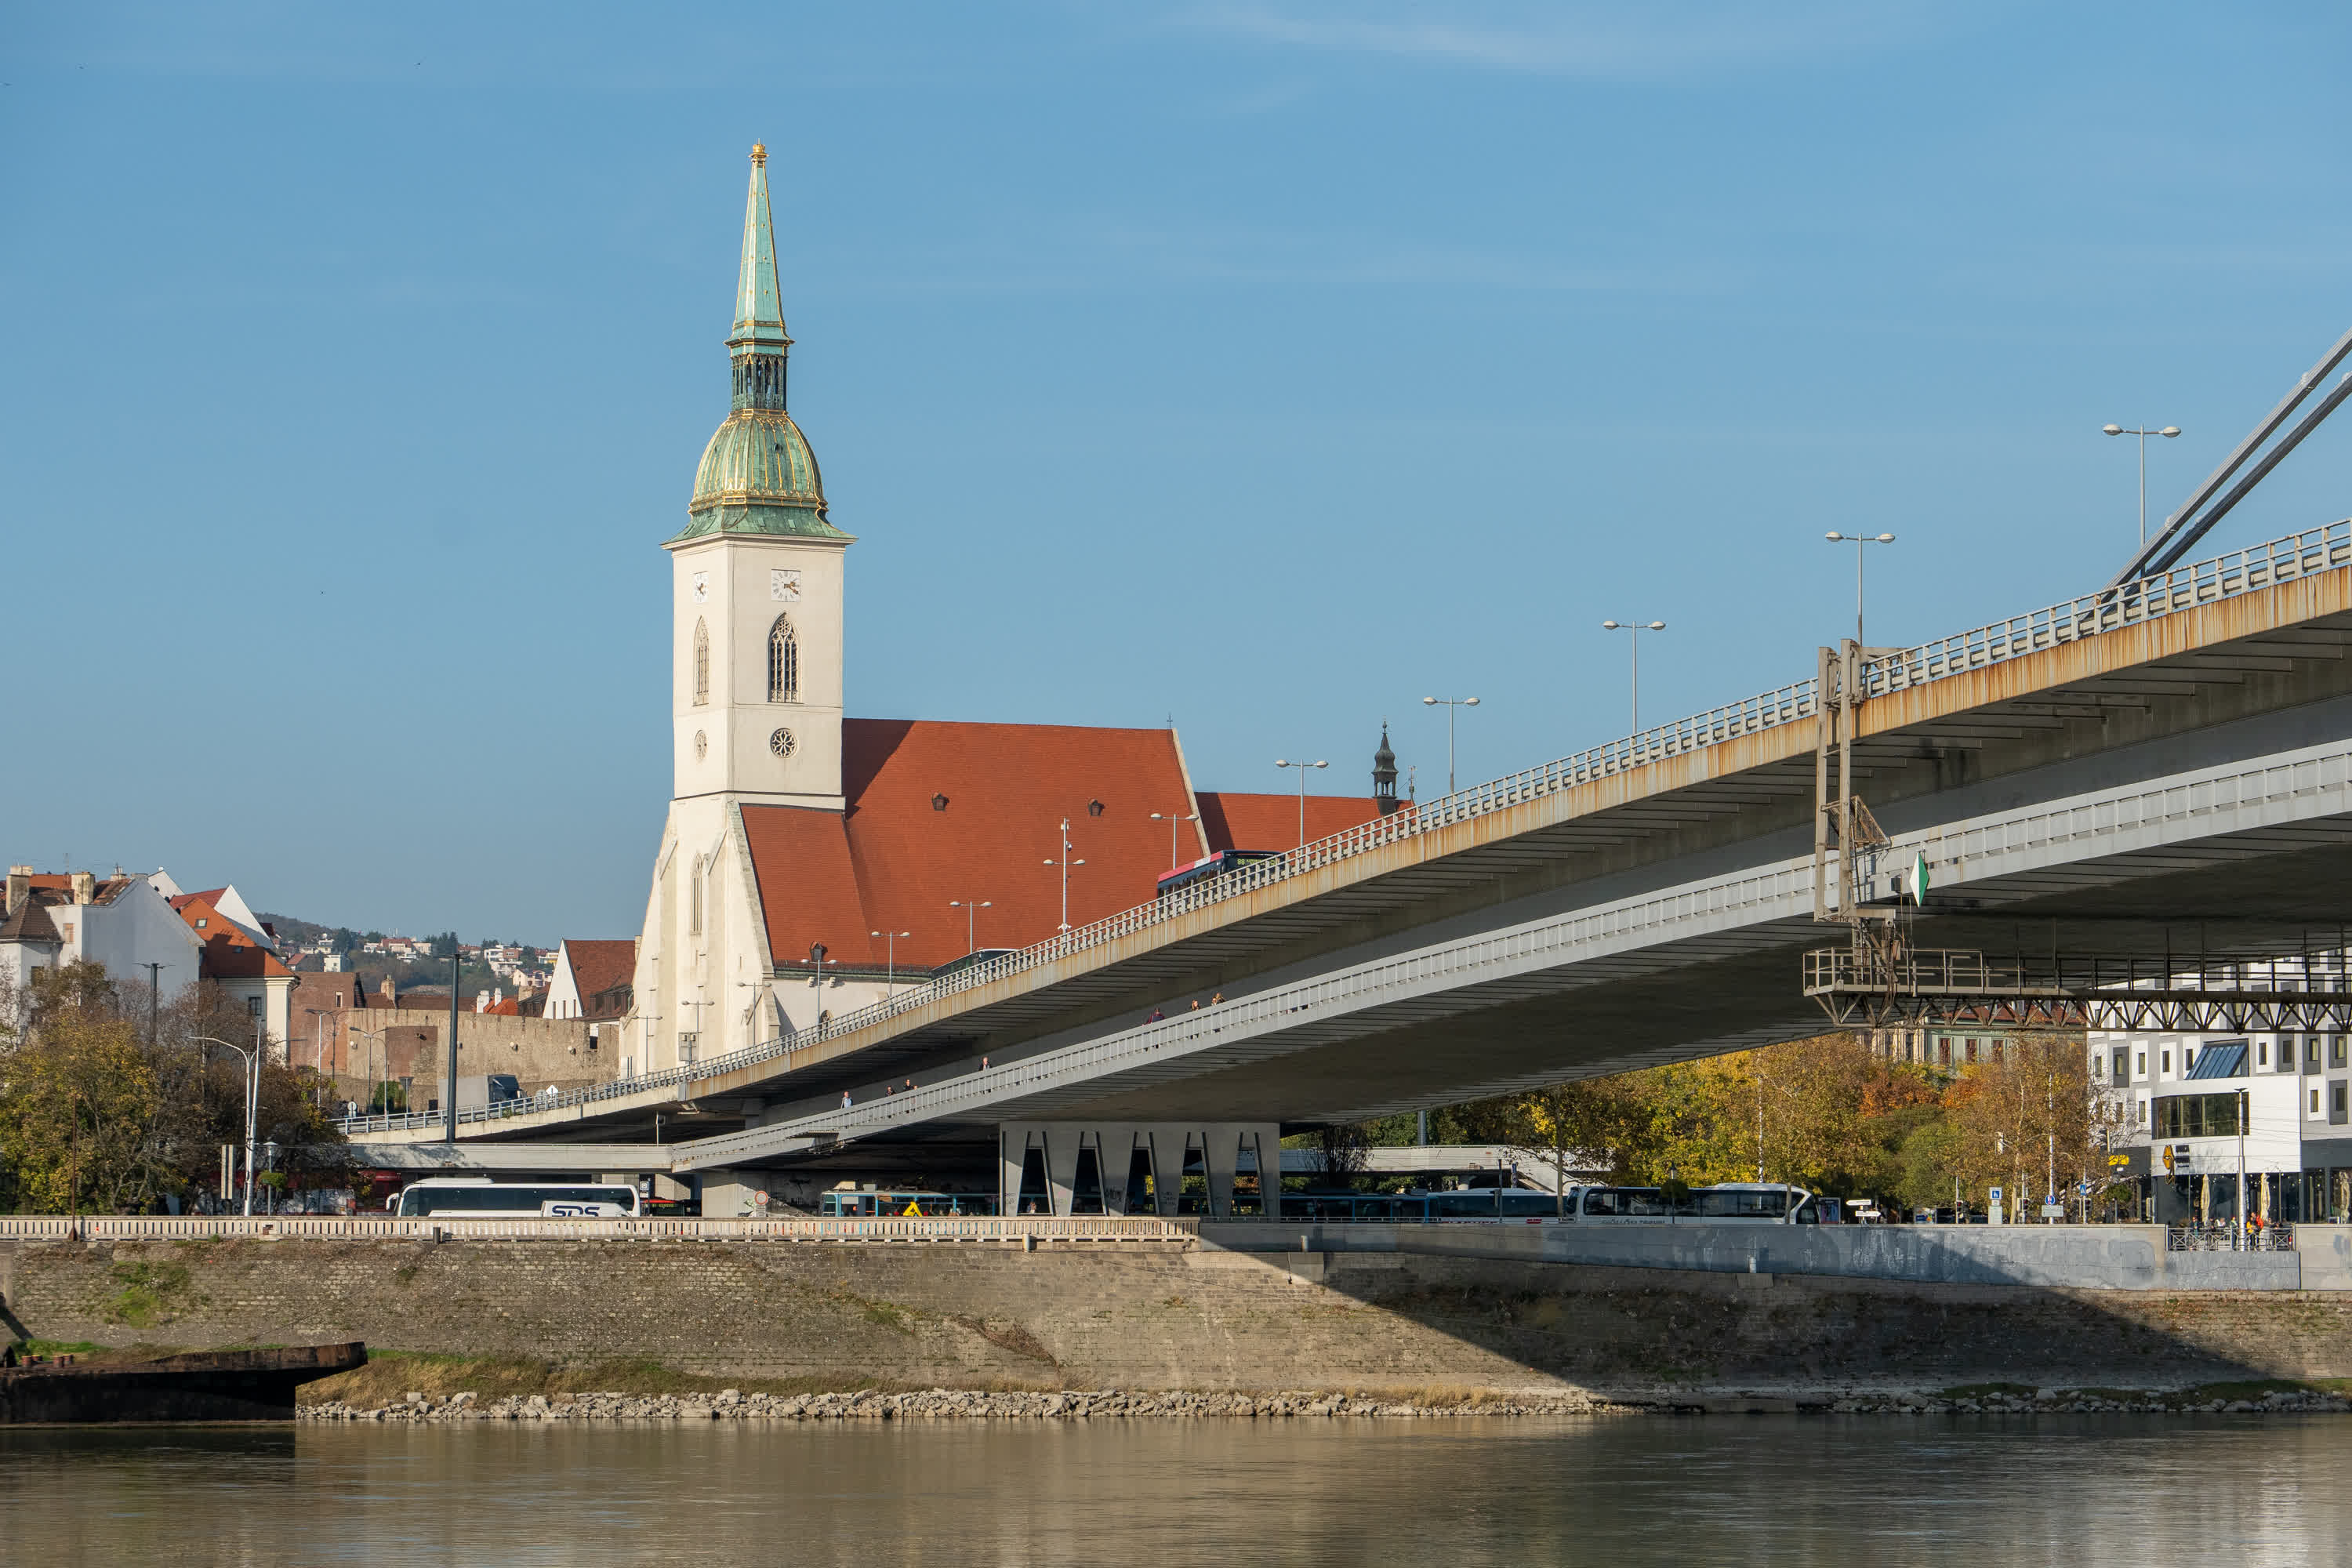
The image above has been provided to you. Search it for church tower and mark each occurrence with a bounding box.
[666,143,853,811]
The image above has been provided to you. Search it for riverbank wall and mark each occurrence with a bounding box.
[8,1235,2352,1398]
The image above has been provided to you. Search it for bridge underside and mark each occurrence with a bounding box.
[375,582,2352,1178]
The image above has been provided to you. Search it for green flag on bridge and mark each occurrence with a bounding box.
[1907,850,1931,905]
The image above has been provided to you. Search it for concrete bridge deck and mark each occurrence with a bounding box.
[346,522,2352,1166]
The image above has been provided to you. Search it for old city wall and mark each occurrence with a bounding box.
[330,1011,610,1102]
[6,1236,2352,1395]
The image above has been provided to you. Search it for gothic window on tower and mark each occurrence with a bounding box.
[768,614,799,702]
[691,856,704,935]
[692,619,710,706]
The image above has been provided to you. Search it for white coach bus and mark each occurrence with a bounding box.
[393,1177,640,1218]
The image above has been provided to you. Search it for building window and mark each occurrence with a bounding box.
[2335,1083,2349,1127]
[768,614,798,702]
[2161,1050,2172,1074]
[2336,1037,2348,1069]
[2136,1051,2146,1077]
[691,856,704,935]
[2314,1087,2323,1116]
[2111,1049,2128,1088]
[246,996,263,1018]
[692,619,710,706]
[2259,1040,2269,1067]
[2310,1036,2323,1070]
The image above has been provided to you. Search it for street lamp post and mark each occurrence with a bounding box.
[1600,621,1665,734]
[304,1007,330,1110]
[1149,811,1200,870]
[1420,697,1479,795]
[350,1025,389,1120]
[192,1034,261,1216]
[2102,423,2183,546]
[1273,757,1328,848]
[869,930,912,989]
[1043,821,1085,932]
[1824,532,1896,646]
[949,899,993,955]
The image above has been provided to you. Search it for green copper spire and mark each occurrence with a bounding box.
[674,143,850,545]
[729,143,792,411]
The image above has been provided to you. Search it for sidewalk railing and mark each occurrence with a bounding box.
[334,517,2352,1140]
[0,1214,1194,1243]
[2167,1221,2296,1253]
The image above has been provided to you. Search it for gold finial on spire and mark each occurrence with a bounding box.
[750,142,767,167]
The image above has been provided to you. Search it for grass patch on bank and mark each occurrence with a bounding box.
[298,1351,1067,1408]
[1937,1383,2041,1399]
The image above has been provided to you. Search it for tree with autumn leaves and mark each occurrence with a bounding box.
[0,960,350,1214]
[1394,1029,2101,1213]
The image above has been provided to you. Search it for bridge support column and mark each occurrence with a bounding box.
[699,1169,768,1220]
[997,1123,1279,1218]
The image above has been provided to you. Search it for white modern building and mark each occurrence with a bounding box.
[2089,1022,2352,1225]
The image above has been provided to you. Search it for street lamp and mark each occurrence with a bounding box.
[869,930,912,989]
[1420,697,1479,795]
[1823,532,1896,646]
[1273,757,1329,848]
[1043,820,1085,931]
[949,899,993,955]
[1600,621,1665,735]
[350,1025,390,1121]
[192,1034,261,1216]
[304,1007,330,1110]
[2102,423,2182,546]
[1149,811,1200,871]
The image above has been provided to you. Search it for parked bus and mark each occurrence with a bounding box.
[393,1177,639,1218]
[818,1189,996,1218]
[1156,849,1280,900]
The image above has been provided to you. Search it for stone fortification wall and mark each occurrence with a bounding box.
[338,1011,610,1101]
[7,1236,2352,1395]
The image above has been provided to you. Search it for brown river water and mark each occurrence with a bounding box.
[2,1415,2347,1565]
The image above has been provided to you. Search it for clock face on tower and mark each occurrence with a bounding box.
[770,569,800,602]
[691,572,710,602]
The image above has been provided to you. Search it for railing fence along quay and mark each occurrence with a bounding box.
[0,1214,1193,1243]
[334,518,2352,1139]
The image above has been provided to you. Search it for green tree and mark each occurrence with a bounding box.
[0,1005,163,1214]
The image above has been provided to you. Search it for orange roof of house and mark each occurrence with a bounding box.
[171,892,292,981]
[1196,790,1384,854]
[559,939,637,1011]
[746,718,1218,972]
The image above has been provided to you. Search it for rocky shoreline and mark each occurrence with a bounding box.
[298,1385,2352,1423]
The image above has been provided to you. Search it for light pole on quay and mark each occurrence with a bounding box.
[1824,532,1896,646]
[192,1033,261,1216]
[1600,621,1665,734]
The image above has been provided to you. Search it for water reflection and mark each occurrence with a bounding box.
[2,1417,2346,1566]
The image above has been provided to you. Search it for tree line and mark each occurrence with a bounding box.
[0,961,350,1215]
[1350,1029,2118,1215]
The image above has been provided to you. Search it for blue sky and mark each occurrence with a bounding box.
[5,4,2350,942]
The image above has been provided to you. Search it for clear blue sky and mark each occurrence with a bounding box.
[6,5,2350,943]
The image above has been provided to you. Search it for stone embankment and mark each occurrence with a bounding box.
[300,1385,2352,1423]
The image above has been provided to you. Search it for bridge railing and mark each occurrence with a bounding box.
[336,517,2352,1138]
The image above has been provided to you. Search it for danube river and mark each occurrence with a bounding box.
[3,1416,2344,1564]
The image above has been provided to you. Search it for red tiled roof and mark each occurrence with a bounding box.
[1196,790,1383,854]
[744,719,1203,971]
[172,892,293,981]
[559,939,637,1014]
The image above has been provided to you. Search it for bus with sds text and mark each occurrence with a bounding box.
[393,1177,641,1218]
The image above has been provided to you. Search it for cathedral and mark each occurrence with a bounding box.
[619,147,1392,1078]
